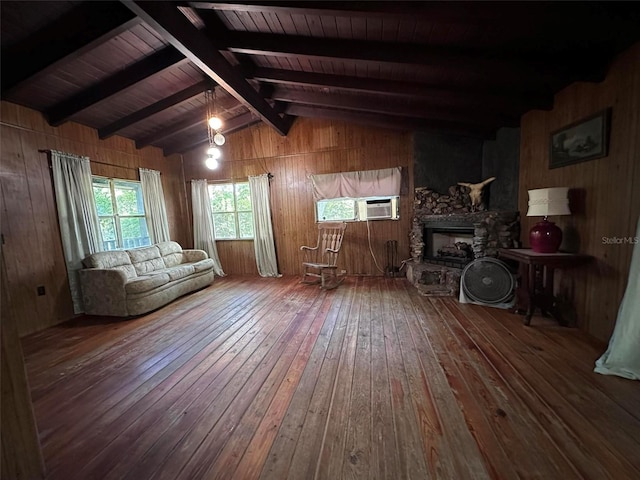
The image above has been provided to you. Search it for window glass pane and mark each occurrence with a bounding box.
[317,199,356,221]
[114,180,145,215]
[235,183,252,211]
[213,212,237,239]
[209,184,235,212]
[99,217,117,251]
[119,217,151,249]
[93,178,114,216]
[238,212,254,238]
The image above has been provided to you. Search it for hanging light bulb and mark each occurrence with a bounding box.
[208,116,222,131]
[205,156,219,170]
[214,132,226,146]
[207,146,222,159]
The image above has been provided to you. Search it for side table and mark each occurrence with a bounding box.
[498,248,592,326]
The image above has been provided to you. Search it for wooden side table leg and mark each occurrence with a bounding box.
[524,264,535,326]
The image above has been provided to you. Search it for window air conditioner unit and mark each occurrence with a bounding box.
[360,197,399,220]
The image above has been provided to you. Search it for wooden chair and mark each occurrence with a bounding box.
[300,222,347,289]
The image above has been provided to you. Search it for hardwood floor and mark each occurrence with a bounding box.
[22,276,640,480]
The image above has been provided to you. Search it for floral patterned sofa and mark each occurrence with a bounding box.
[79,241,214,316]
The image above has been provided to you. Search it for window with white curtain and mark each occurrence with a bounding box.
[311,167,402,222]
[208,182,254,239]
[92,176,151,250]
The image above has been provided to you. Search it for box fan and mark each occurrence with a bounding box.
[459,257,516,309]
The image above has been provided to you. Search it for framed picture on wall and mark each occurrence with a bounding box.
[549,108,612,169]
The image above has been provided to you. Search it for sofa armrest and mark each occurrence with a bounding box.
[79,269,129,316]
[182,249,208,263]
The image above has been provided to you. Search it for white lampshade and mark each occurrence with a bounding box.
[527,187,571,217]
[213,132,226,146]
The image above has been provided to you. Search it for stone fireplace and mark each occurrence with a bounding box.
[407,186,521,296]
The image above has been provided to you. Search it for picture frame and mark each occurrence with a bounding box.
[549,108,611,169]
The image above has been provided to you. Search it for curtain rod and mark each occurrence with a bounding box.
[39,149,139,171]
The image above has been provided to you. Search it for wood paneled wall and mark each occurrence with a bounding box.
[0,102,189,337]
[519,42,640,341]
[183,118,413,276]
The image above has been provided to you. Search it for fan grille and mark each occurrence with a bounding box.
[461,258,514,304]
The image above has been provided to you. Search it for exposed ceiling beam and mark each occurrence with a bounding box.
[98,79,211,139]
[187,1,574,26]
[163,111,260,155]
[122,0,291,136]
[271,88,518,127]
[1,2,140,96]
[136,108,206,149]
[253,68,552,113]
[285,104,493,139]
[45,47,186,126]
[221,32,601,86]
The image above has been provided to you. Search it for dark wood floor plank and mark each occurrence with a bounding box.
[314,276,363,480]
[19,276,640,480]
[380,279,430,480]
[342,274,373,480]
[195,285,335,479]
[228,285,344,480]
[421,296,572,479]
[392,279,486,479]
[409,295,522,480]
[259,282,351,480]
[448,301,640,479]
[368,278,400,480]
[74,278,304,480]
[43,278,286,477]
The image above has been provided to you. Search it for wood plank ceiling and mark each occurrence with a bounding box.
[2,1,640,157]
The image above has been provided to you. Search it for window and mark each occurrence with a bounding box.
[92,177,151,250]
[316,196,399,222]
[208,182,254,239]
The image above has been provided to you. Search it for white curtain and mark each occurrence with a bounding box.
[139,168,170,244]
[51,150,102,313]
[191,180,225,276]
[311,167,402,200]
[249,174,280,277]
[595,216,640,380]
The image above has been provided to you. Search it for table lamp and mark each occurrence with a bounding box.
[527,187,571,253]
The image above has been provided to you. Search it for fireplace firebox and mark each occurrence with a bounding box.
[424,225,474,267]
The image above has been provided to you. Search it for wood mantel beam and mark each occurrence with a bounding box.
[122,0,291,136]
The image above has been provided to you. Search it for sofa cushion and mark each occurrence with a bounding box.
[157,241,184,267]
[192,258,215,273]
[125,273,171,294]
[164,264,195,281]
[83,251,137,279]
[128,245,166,275]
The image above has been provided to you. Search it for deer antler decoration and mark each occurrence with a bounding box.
[458,176,496,211]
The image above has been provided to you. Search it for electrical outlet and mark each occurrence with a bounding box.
[37,285,45,296]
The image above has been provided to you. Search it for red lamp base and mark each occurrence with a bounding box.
[530,219,563,253]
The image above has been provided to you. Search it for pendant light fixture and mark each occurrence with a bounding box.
[204,88,226,169]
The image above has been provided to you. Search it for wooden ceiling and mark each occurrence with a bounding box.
[2,1,640,156]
